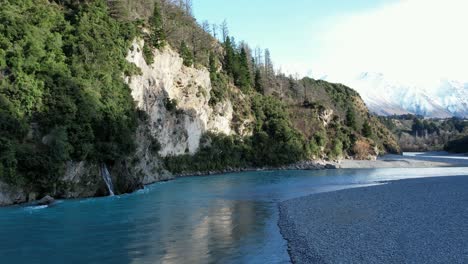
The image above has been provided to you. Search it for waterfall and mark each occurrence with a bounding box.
[100,164,115,196]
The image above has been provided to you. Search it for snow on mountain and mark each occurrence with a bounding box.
[342,72,468,118]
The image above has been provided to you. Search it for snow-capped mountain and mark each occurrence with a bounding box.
[344,73,468,118]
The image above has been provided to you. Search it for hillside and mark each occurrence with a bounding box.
[379,115,468,152]
[0,0,399,205]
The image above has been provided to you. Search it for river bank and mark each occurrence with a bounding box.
[173,152,468,178]
[2,152,467,207]
[279,175,468,263]
[336,151,468,169]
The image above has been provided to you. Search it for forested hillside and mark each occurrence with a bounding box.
[379,115,468,152]
[0,0,399,202]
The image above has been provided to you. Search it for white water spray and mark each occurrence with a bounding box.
[100,164,115,196]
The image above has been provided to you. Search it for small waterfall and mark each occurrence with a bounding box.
[100,164,115,196]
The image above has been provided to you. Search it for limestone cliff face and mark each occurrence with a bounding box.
[125,39,234,157]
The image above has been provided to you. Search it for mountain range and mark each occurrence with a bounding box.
[341,72,468,118]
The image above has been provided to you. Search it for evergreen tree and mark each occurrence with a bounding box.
[180,41,193,67]
[223,37,236,76]
[209,52,217,74]
[346,108,357,130]
[236,47,251,90]
[149,2,165,48]
[254,68,263,94]
[362,121,372,137]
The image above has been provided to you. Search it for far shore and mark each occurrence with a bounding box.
[335,151,468,169]
[174,152,468,178]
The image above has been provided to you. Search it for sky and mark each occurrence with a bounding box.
[193,0,468,86]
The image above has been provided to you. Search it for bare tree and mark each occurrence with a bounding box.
[184,0,192,15]
[211,24,218,39]
[220,19,229,42]
[201,20,210,34]
[254,47,263,67]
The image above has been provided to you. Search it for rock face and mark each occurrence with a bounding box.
[319,109,334,127]
[59,162,102,198]
[37,195,55,206]
[125,39,234,157]
[0,181,26,206]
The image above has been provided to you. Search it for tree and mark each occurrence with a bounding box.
[264,49,275,90]
[211,24,218,39]
[362,121,372,137]
[184,0,193,15]
[223,37,236,76]
[254,68,263,94]
[346,108,357,130]
[209,52,217,74]
[180,41,193,67]
[236,47,252,90]
[149,2,165,48]
[220,19,229,42]
[201,20,210,34]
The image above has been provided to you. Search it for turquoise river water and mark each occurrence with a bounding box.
[1,167,467,263]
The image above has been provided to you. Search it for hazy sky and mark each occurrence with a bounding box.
[193,0,468,86]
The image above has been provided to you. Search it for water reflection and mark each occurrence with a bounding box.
[0,167,467,264]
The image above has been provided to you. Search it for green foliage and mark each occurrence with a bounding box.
[208,54,229,106]
[235,48,251,90]
[148,2,165,49]
[163,98,178,112]
[250,95,307,165]
[223,37,252,91]
[180,41,193,67]
[254,68,263,94]
[362,121,372,138]
[0,0,139,192]
[329,139,343,159]
[165,95,310,173]
[143,42,154,64]
[445,136,468,153]
[164,133,251,173]
[346,108,357,130]
[0,137,18,185]
[209,52,217,74]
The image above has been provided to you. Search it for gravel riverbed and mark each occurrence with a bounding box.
[279,176,468,263]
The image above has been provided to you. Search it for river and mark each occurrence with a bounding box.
[0,167,467,263]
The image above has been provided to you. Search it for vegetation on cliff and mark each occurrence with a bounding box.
[0,0,400,193]
[0,0,139,193]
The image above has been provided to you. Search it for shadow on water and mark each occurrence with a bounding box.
[0,167,467,263]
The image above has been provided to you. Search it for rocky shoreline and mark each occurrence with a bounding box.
[2,152,466,207]
[173,160,338,177]
[279,176,468,263]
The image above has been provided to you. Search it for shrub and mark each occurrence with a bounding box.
[353,139,373,160]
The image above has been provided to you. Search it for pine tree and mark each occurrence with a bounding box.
[223,37,236,77]
[346,108,357,130]
[362,121,372,137]
[209,52,217,74]
[149,2,165,49]
[254,68,263,94]
[180,41,193,67]
[236,47,251,90]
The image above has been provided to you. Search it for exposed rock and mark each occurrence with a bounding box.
[37,195,54,206]
[125,39,234,157]
[319,109,334,127]
[0,181,26,206]
[59,161,102,198]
